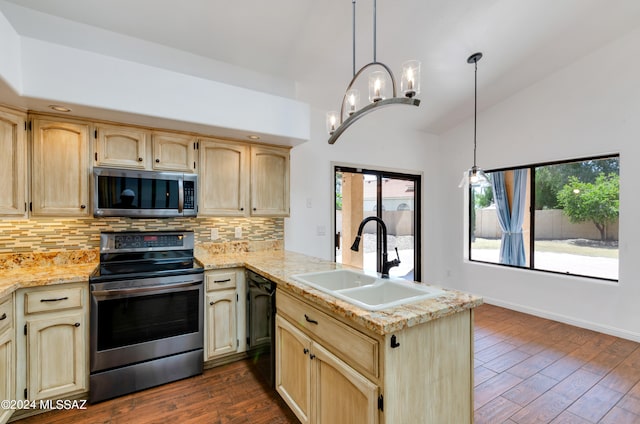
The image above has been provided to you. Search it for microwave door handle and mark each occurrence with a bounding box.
[178,177,184,213]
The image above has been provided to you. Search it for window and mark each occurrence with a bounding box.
[335,166,421,281]
[470,155,619,281]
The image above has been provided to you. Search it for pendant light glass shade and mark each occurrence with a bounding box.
[326,111,339,135]
[368,71,387,102]
[401,60,420,98]
[344,89,360,118]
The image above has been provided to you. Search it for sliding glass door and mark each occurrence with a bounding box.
[334,166,421,281]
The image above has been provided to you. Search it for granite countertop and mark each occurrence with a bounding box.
[0,250,98,298]
[0,247,482,336]
[195,249,483,336]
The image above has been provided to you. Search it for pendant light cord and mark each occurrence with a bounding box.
[352,0,356,77]
[373,0,377,62]
[473,58,477,168]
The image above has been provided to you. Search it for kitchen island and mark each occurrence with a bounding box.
[196,249,483,424]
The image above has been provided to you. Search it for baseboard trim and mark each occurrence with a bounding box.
[482,297,640,343]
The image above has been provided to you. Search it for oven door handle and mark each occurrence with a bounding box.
[92,280,201,297]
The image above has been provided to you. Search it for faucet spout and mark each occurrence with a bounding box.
[349,216,400,278]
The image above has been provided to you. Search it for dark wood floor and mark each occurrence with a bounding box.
[474,304,640,423]
[15,359,299,424]
[14,304,640,423]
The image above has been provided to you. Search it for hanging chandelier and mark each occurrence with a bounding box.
[459,52,490,188]
[326,0,421,145]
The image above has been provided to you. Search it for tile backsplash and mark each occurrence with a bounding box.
[0,216,283,253]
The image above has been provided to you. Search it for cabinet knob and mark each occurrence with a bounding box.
[303,348,309,355]
[138,157,143,162]
[80,204,86,209]
[0,313,6,321]
[74,322,80,327]
[253,208,257,211]
[155,158,160,163]
[209,301,214,305]
[309,353,316,360]
[240,207,244,211]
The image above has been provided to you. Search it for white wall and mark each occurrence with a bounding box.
[0,6,21,91]
[18,37,309,143]
[0,5,310,145]
[438,27,640,341]
[285,105,443,281]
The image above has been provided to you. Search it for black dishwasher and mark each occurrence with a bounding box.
[246,270,276,387]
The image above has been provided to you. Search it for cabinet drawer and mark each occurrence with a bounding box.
[0,297,12,334]
[205,271,237,291]
[277,291,378,378]
[24,287,84,314]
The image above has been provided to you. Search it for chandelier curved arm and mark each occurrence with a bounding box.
[329,97,420,145]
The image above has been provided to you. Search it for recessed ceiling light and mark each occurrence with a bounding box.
[247,135,260,140]
[49,105,72,112]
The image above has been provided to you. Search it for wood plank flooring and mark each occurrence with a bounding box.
[13,304,640,423]
[474,304,640,424]
[14,360,299,424]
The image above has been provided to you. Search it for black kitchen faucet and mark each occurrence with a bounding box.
[350,216,401,278]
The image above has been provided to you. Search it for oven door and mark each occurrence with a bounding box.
[90,273,204,373]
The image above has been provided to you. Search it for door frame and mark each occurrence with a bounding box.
[331,162,422,281]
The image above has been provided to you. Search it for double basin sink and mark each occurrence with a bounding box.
[292,269,445,311]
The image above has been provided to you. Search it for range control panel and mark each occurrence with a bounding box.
[115,234,183,249]
[100,231,194,252]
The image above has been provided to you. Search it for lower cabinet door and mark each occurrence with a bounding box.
[312,342,379,424]
[276,316,312,424]
[205,290,237,359]
[0,330,14,424]
[26,313,86,400]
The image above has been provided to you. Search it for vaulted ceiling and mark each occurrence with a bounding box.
[2,0,640,134]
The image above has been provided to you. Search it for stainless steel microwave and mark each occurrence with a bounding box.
[93,167,197,218]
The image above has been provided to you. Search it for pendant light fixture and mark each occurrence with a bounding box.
[326,0,421,145]
[459,52,490,188]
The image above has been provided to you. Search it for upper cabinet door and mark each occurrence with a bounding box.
[250,145,290,217]
[94,124,148,169]
[152,132,196,172]
[31,118,90,216]
[199,139,248,216]
[0,107,27,217]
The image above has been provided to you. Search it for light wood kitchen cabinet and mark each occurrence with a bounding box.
[199,141,290,217]
[198,139,249,216]
[204,269,246,361]
[94,124,149,169]
[275,316,311,424]
[151,131,197,173]
[250,145,290,216]
[15,284,88,402]
[31,118,90,216]
[0,107,27,217]
[0,295,15,424]
[276,315,378,424]
[276,289,473,424]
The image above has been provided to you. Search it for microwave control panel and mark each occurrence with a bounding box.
[184,181,195,209]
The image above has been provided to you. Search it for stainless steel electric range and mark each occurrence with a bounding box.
[89,231,204,403]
